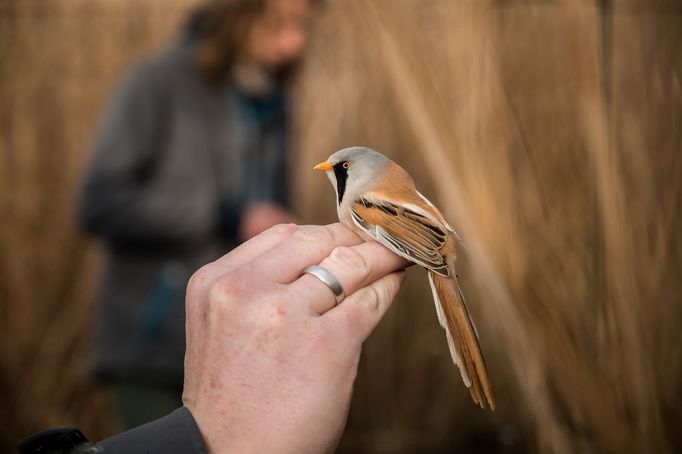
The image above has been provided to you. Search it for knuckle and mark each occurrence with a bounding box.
[308,328,335,355]
[294,225,335,247]
[329,246,370,275]
[341,303,364,332]
[360,284,381,314]
[266,222,297,236]
[208,271,245,304]
[187,264,213,296]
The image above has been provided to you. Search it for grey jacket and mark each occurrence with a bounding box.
[79,43,290,384]
[19,407,207,453]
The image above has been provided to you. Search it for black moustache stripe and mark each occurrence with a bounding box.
[333,163,348,205]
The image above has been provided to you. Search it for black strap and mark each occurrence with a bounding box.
[17,427,100,454]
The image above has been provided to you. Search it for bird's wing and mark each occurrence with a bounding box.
[350,195,451,276]
[351,192,495,410]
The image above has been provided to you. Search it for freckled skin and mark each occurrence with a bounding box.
[183,224,406,452]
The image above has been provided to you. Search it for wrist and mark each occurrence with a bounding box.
[186,405,222,454]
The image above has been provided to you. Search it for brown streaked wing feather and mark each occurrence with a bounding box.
[350,186,494,409]
[351,198,449,275]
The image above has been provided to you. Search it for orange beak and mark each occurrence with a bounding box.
[313,161,333,171]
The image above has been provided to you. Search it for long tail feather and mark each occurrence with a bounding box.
[428,271,495,410]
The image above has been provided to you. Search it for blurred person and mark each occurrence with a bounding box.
[78,0,315,429]
[19,224,408,454]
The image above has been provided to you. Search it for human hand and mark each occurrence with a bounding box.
[182,223,407,454]
[238,202,296,241]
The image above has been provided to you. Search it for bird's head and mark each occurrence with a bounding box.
[314,146,389,206]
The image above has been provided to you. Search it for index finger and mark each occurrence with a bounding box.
[236,223,364,285]
[187,223,299,299]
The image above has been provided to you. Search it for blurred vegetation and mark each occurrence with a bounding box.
[1,0,681,453]
[0,0,198,450]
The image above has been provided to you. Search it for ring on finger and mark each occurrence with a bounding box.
[302,265,346,305]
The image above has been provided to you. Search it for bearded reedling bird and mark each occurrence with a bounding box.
[314,146,494,409]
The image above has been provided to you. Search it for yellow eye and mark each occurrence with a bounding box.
[342,161,351,169]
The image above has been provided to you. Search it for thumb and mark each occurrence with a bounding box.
[322,270,405,345]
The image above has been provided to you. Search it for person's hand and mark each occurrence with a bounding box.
[182,223,407,454]
[238,202,296,241]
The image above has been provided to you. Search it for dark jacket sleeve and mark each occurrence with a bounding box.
[78,59,218,245]
[97,407,207,454]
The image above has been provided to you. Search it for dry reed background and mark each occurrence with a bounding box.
[1,0,681,453]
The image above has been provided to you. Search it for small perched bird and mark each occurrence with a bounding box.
[314,146,494,410]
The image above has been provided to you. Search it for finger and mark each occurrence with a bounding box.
[212,223,298,273]
[321,270,405,346]
[289,242,407,315]
[187,223,298,295]
[238,223,363,285]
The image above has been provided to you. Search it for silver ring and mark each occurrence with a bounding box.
[303,265,345,305]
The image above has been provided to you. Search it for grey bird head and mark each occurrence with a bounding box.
[314,146,390,206]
